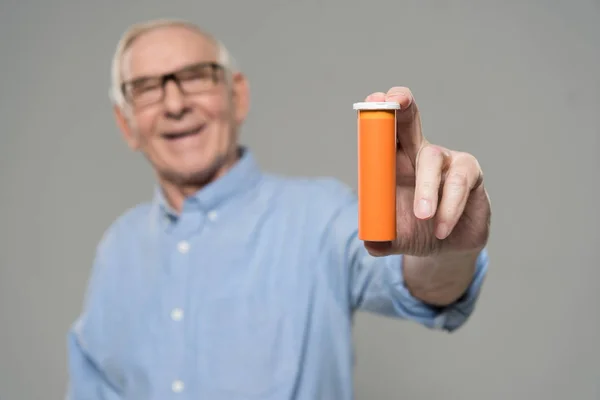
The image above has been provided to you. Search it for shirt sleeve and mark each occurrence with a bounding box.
[65,322,122,400]
[65,235,123,399]
[325,179,489,333]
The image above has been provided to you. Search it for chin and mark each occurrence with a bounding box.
[162,159,224,187]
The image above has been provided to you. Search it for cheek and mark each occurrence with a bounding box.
[133,109,161,145]
[199,92,233,122]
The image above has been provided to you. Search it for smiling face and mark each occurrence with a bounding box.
[114,24,249,198]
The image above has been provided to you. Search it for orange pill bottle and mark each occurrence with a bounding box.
[352,101,400,242]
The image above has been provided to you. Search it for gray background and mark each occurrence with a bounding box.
[1,0,598,399]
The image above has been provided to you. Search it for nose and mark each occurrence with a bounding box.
[162,80,187,118]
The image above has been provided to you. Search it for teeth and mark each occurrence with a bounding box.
[164,126,202,139]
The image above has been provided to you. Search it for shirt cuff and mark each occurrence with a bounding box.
[395,247,489,332]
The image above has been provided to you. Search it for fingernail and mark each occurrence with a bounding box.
[418,199,432,218]
[387,93,405,103]
[436,223,449,239]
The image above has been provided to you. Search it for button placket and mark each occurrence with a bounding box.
[165,211,203,395]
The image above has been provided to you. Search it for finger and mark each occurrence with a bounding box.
[364,240,393,257]
[384,87,423,162]
[414,145,450,219]
[385,87,413,112]
[434,153,481,239]
[364,92,386,102]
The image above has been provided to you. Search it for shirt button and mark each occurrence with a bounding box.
[177,241,190,253]
[170,308,184,321]
[433,314,446,329]
[171,380,185,393]
[207,210,218,221]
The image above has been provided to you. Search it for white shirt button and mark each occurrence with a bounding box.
[170,308,184,321]
[171,380,185,393]
[177,241,190,253]
[207,210,218,221]
[433,314,447,329]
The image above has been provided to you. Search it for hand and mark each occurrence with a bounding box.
[362,87,491,257]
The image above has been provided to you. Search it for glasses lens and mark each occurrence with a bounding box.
[125,79,164,107]
[177,63,222,94]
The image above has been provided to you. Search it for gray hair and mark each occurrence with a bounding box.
[109,18,238,108]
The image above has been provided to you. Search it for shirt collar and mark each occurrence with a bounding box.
[152,146,262,220]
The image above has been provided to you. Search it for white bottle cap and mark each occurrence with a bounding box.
[352,101,401,110]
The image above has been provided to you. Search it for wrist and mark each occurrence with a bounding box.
[403,248,482,306]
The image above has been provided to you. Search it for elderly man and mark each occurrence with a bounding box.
[66,18,490,400]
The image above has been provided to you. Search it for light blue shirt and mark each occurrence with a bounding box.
[66,148,488,400]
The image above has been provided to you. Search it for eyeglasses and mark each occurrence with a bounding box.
[120,62,225,107]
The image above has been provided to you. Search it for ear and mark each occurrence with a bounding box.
[231,72,250,125]
[113,104,140,150]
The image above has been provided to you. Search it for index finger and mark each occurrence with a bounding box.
[385,87,424,161]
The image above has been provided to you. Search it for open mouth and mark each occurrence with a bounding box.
[162,124,206,141]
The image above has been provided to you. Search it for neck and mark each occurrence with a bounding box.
[159,149,241,213]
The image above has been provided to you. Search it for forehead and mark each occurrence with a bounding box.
[122,25,218,80]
